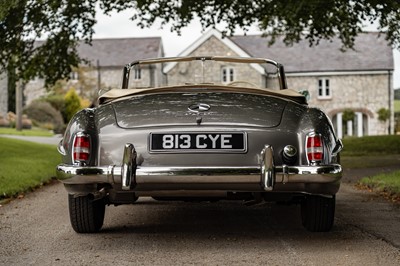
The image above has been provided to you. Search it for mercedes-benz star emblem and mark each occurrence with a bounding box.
[188,103,211,113]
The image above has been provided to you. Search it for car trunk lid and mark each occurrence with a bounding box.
[112,92,287,128]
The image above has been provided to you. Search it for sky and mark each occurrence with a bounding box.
[93,8,400,89]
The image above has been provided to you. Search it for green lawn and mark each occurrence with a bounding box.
[0,137,60,198]
[341,135,400,156]
[395,100,400,112]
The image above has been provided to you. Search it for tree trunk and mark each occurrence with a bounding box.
[15,80,23,131]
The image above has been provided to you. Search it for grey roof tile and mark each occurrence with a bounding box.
[77,37,163,67]
[230,32,394,72]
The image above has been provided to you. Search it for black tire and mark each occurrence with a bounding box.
[301,195,335,232]
[68,194,105,233]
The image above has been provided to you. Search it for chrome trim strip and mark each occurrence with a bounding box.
[121,144,136,190]
[122,56,288,91]
[261,145,275,191]
[56,164,342,186]
[56,141,342,189]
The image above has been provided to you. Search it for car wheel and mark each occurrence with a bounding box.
[68,194,105,233]
[301,195,335,232]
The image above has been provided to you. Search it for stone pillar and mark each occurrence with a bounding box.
[347,120,353,137]
[336,113,343,139]
[356,112,363,137]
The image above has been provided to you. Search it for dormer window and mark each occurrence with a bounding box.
[221,66,235,83]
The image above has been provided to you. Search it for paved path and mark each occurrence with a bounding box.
[1,134,399,265]
[0,134,62,145]
[1,171,400,265]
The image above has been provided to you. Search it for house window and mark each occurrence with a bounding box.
[70,71,79,82]
[134,68,141,80]
[221,67,234,83]
[318,78,331,98]
[30,76,40,83]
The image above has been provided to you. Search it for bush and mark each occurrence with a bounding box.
[395,112,400,134]
[24,101,65,133]
[44,94,66,113]
[64,88,82,122]
[377,108,390,122]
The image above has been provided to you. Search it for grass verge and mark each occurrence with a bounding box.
[359,171,400,203]
[395,100,400,112]
[341,135,400,156]
[0,127,54,137]
[0,137,60,199]
[341,154,400,169]
[341,135,400,203]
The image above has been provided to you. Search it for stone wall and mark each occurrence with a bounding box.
[167,36,265,87]
[24,79,47,106]
[24,65,162,106]
[285,74,391,135]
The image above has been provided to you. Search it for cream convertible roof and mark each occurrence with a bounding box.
[98,85,307,105]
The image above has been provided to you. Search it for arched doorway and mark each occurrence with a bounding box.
[332,111,369,138]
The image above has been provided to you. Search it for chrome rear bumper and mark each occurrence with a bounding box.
[57,144,342,192]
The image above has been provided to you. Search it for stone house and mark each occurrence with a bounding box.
[165,29,394,137]
[0,30,394,137]
[0,37,164,114]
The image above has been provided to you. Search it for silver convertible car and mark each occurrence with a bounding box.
[57,56,343,233]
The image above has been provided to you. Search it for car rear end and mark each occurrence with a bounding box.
[56,57,343,233]
[58,89,342,199]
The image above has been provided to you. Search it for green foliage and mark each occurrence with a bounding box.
[342,109,355,122]
[341,135,400,156]
[377,108,390,122]
[127,0,400,49]
[64,88,82,122]
[0,0,96,86]
[44,94,66,114]
[1,1,400,90]
[0,137,60,198]
[395,111,400,134]
[23,100,64,133]
[395,89,400,100]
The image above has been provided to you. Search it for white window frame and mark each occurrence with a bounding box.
[221,66,235,83]
[70,71,79,82]
[134,68,141,80]
[317,78,331,99]
[29,76,40,84]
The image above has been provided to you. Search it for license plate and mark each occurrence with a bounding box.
[149,132,247,153]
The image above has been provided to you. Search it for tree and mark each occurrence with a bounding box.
[1,0,399,87]
[125,0,400,49]
[0,0,96,86]
[0,0,96,129]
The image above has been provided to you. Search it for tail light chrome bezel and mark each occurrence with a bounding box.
[72,132,91,166]
[305,132,324,165]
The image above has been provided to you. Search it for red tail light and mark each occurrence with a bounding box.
[73,133,91,164]
[306,134,324,164]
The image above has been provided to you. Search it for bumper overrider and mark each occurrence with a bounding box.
[57,144,342,194]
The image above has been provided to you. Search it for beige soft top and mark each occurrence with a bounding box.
[98,84,307,105]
